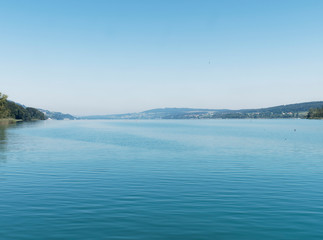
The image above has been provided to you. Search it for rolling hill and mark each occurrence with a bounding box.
[81,101,323,120]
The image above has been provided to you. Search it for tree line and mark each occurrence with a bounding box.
[307,106,323,119]
[0,92,46,121]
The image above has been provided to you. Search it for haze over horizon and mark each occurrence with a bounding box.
[1,0,323,115]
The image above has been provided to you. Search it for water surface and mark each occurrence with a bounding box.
[1,120,323,239]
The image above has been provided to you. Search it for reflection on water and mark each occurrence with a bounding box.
[0,121,31,162]
[0,121,43,163]
[0,125,8,162]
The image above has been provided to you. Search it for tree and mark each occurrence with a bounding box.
[0,92,10,118]
[307,106,323,119]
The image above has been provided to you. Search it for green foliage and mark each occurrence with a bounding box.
[0,92,46,121]
[307,106,323,119]
[6,101,46,121]
[0,92,10,118]
[26,107,46,120]
[6,101,31,120]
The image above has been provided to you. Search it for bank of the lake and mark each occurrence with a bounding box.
[0,118,20,125]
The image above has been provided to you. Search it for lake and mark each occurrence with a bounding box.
[1,119,323,239]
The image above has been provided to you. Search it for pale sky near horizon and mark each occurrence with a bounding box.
[1,0,323,116]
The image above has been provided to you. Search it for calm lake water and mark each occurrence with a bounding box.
[1,119,323,239]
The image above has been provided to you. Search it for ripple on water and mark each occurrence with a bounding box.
[1,120,323,239]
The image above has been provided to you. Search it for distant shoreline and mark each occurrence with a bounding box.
[80,101,323,120]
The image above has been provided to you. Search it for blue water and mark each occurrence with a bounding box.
[1,120,323,239]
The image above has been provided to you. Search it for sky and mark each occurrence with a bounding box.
[1,0,323,116]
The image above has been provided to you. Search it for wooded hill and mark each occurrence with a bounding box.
[0,92,46,121]
[81,101,323,119]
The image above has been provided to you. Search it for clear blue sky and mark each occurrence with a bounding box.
[1,0,323,115]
